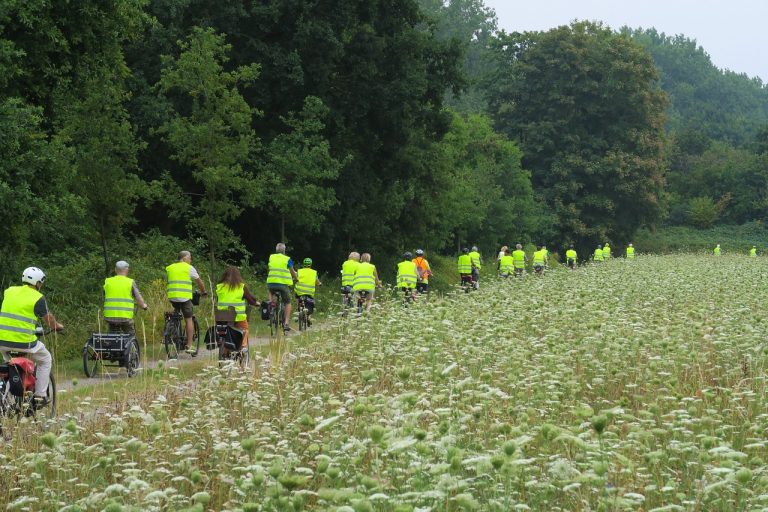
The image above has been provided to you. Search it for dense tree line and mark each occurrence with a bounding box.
[2,0,764,285]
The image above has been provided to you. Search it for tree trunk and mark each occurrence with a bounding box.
[99,216,110,277]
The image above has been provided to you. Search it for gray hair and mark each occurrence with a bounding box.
[348,251,360,261]
[276,243,286,254]
[361,253,371,263]
[178,250,191,261]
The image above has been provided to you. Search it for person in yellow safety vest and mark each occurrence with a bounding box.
[397,252,419,300]
[469,246,482,289]
[626,243,635,259]
[0,267,64,407]
[215,266,259,350]
[593,245,604,262]
[532,245,547,274]
[413,249,432,295]
[750,246,757,257]
[713,244,721,256]
[566,245,577,270]
[353,253,382,311]
[458,247,474,288]
[498,248,515,277]
[167,250,207,353]
[103,260,148,334]
[542,245,550,268]
[341,251,361,302]
[267,243,299,331]
[603,243,611,259]
[512,243,527,276]
[497,245,509,263]
[295,258,321,325]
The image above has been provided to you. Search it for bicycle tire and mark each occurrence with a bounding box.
[126,340,140,377]
[191,316,201,356]
[82,344,101,378]
[164,316,180,359]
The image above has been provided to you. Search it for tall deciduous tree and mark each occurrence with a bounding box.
[158,27,263,274]
[485,21,668,247]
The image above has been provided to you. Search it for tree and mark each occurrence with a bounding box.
[485,21,668,247]
[687,197,719,228]
[264,96,343,242]
[158,27,263,275]
[57,70,145,275]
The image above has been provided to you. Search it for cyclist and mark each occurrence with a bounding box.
[267,243,298,331]
[512,243,526,277]
[542,245,549,269]
[469,246,482,289]
[397,252,418,301]
[532,245,547,275]
[457,248,474,288]
[626,243,635,259]
[498,248,514,278]
[103,260,148,334]
[750,246,758,258]
[0,267,63,407]
[353,253,381,311]
[412,249,432,295]
[341,252,361,306]
[714,244,721,256]
[593,244,604,262]
[295,258,321,325]
[603,243,611,260]
[215,266,259,349]
[166,251,207,353]
[565,245,577,270]
[497,245,509,263]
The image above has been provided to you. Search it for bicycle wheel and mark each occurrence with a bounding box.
[164,317,180,359]
[298,307,307,331]
[45,373,56,419]
[82,343,101,378]
[125,340,140,377]
[191,317,201,356]
[239,337,250,370]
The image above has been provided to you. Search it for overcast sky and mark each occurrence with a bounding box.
[483,0,767,82]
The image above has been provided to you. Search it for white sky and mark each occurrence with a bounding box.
[484,0,767,83]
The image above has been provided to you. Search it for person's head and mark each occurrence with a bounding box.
[628,243,633,247]
[361,253,371,263]
[415,249,424,257]
[403,251,413,260]
[569,244,574,249]
[179,250,192,263]
[21,267,46,290]
[500,245,508,252]
[717,243,720,247]
[605,242,610,246]
[598,244,602,249]
[303,257,313,268]
[348,251,360,261]
[516,243,522,250]
[471,246,478,252]
[219,266,244,288]
[505,248,511,255]
[462,247,469,254]
[536,245,542,251]
[115,260,130,276]
[542,245,547,249]
[275,243,286,254]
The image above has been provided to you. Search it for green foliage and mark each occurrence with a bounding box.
[686,196,719,228]
[634,222,768,253]
[157,27,262,273]
[485,21,667,247]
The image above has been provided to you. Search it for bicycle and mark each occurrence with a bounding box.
[162,311,200,359]
[268,291,286,337]
[341,286,353,317]
[0,328,58,427]
[207,308,249,369]
[460,275,473,293]
[82,325,141,378]
[297,296,311,331]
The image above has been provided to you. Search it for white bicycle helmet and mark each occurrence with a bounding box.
[415,249,424,256]
[22,267,46,286]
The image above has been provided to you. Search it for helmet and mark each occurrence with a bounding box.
[471,246,478,251]
[462,247,469,254]
[303,257,313,266]
[415,249,424,256]
[22,267,46,286]
[569,244,574,249]
[403,251,413,260]
[598,244,602,248]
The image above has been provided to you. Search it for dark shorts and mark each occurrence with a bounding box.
[341,285,353,295]
[268,284,292,304]
[107,321,135,334]
[171,300,194,319]
[460,274,473,284]
[416,282,429,293]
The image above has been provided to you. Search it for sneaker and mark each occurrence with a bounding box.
[32,396,49,409]
[282,324,292,332]
[184,346,196,354]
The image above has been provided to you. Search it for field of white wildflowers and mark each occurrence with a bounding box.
[3,254,768,511]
